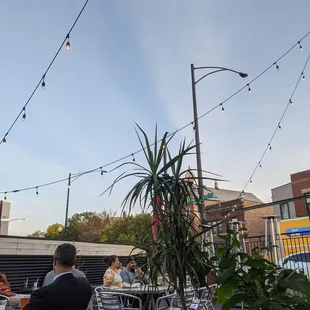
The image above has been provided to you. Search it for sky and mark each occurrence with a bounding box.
[0,1,310,235]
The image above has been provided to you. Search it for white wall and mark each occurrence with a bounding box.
[271,183,296,219]
[0,236,140,256]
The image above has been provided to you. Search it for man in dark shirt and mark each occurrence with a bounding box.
[24,243,92,310]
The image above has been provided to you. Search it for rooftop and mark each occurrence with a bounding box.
[204,187,263,204]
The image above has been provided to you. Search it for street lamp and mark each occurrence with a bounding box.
[3,218,26,223]
[64,168,107,238]
[190,64,248,222]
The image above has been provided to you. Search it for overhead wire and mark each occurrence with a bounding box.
[0,0,90,146]
[1,30,310,197]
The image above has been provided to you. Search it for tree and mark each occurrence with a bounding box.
[102,126,219,309]
[28,230,45,238]
[100,213,152,244]
[45,223,63,239]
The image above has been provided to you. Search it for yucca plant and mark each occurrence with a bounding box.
[102,125,225,309]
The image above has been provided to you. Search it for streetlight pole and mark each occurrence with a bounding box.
[190,64,248,222]
[64,172,71,238]
[63,168,107,238]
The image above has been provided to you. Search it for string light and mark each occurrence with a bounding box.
[259,163,262,168]
[41,75,46,90]
[302,72,306,80]
[36,187,39,196]
[0,0,89,149]
[4,192,7,200]
[192,122,196,131]
[274,62,280,70]
[1,32,310,197]
[237,50,310,203]
[132,154,135,162]
[220,104,225,112]
[247,84,251,93]
[22,108,26,121]
[298,41,303,51]
[66,34,71,51]
[100,167,107,176]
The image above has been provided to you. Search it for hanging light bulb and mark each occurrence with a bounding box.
[66,34,71,51]
[100,167,107,176]
[2,137,6,146]
[289,99,292,105]
[269,144,272,150]
[4,192,7,200]
[41,75,46,89]
[278,123,282,129]
[250,179,252,183]
[220,104,224,112]
[302,72,306,80]
[259,163,262,168]
[22,107,26,121]
[36,187,39,196]
[298,41,303,51]
[275,62,279,70]
[132,154,135,162]
[247,84,251,93]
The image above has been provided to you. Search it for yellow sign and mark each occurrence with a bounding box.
[279,217,310,256]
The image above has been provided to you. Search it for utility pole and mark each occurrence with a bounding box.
[64,172,71,238]
[190,64,205,222]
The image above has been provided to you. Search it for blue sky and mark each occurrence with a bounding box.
[1,1,310,235]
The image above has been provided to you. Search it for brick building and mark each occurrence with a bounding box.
[203,185,273,238]
[271,169,310,220]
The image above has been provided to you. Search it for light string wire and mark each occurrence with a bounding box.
[0,0,90,146]
[0,31,309,197]
[236,51,310,201]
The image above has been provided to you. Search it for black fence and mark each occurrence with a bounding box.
[214,231,310,278]
[0,254,146,293]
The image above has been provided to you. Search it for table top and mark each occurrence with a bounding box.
[100,285,172,294]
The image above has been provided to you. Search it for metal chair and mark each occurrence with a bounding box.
[95,287,142,310]
[155,288,196,310]
[189,287,208,310]
[0,295,8,309]
[205,285,217,310]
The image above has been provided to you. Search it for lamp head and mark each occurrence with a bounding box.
[239,72,248,78]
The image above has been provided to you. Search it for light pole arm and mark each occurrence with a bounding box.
[194,66,248,85]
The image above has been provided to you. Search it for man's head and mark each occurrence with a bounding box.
[126,257,136,272]
[53,243,77,274]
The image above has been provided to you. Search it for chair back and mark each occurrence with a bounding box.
[171,288,196,308]
[95,287,123,310]
[207,284,217,302]
[0,295,8,310]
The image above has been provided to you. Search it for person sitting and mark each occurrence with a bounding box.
[24,243,92,310]
[43,265,93,310]
[103,256,122,288]
[120,257,147,285]
[0,273,20,308]
[43,266,86,286]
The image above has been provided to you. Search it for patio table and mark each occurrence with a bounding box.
[102,285,172,310]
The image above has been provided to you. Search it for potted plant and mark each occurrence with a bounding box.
[103,126,223,309]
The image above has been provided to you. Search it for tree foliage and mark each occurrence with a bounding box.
[45,223,63,239]
[28,230,45,238]
[102,125,222,309]
[30,210,117,242]
[100,213,152,244]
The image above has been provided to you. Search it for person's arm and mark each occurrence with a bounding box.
[120,269,132,285]
[0,274,10,289]
[103,270,114,287]
[23,287,51,310]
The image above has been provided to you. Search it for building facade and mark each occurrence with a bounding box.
[203,185,273,238]
[271,169,310,220]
